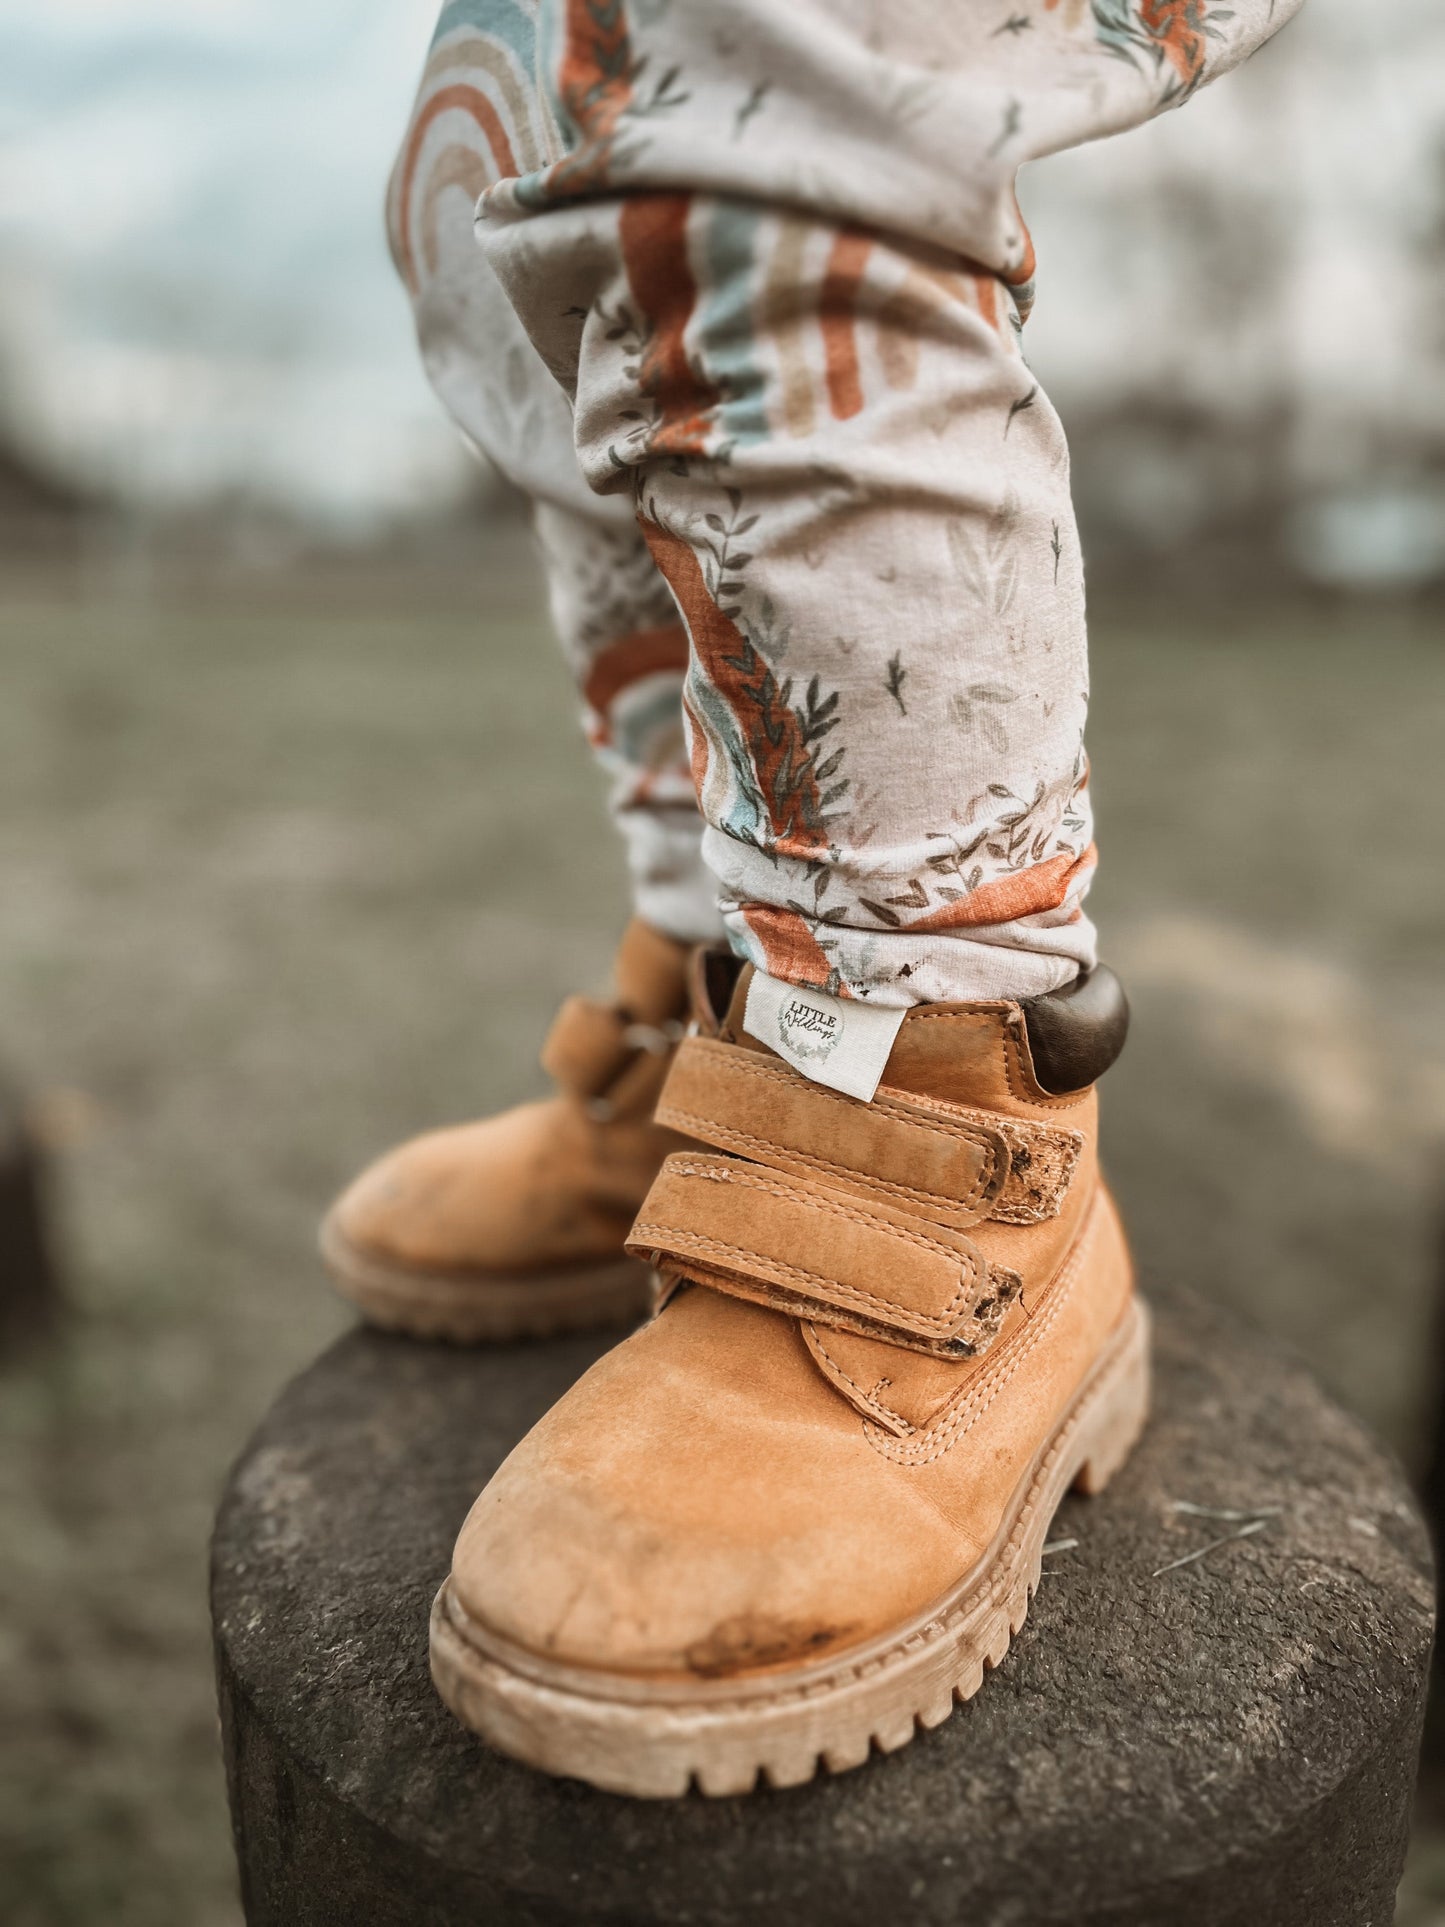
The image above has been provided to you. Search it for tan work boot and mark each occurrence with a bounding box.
[320,920,692,1342]
[429,956,1144,1794]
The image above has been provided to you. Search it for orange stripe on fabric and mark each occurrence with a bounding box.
[582,623,689,720]
[820,230,872,421]
[903,845,1097,934]
[422,35,542,173]
[641,521,828,858]
[741,906,840,992]
[620,195,722,456]
[397,85,518,290]
[681,689,711,805]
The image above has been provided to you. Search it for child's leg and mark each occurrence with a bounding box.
[472,0,1303,1002]
[386,17,719,942]
[424,0,1308,1791]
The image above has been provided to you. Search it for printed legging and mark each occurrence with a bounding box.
[389,0,1301,1004]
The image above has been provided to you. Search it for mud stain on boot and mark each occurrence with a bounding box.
[684,1613,856,1679]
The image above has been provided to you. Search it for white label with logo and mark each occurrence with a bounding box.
[743,972,906,1103]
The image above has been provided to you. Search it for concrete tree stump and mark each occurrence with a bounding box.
[213,1288,1433,1927]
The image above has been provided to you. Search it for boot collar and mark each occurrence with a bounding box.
[690,951,1127,1105]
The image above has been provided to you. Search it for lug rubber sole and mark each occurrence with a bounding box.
[319,1212,653,1344]
[429,1294,1151,1794]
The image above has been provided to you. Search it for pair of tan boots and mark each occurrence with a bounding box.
[322,920,1146,1798]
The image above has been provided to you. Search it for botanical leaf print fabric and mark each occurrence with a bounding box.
[389,0,1303,1002]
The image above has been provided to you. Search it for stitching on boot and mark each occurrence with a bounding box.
[902,1007,1091,1112]
[1001,1011,1092,1112]
[656,1105,998,1219]
[864,1207,1097,1466]
[657,1158,986,1274]
[803,1326,917,1436]
[863,1200,1101,1466]
[632,1220,978,1332]
[660,1090,1078,1227]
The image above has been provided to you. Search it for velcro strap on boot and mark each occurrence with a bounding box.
[626,1152,1021,1359]
[654,1035,1079,1228]
[542,996,682,1109]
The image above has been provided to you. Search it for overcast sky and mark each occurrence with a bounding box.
[1,0,1441,564]
[0,0,470,525]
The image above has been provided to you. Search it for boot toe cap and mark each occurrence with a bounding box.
[330,1125,490,1272]
[330,1106,598,1274]
[448,1293,979,1681]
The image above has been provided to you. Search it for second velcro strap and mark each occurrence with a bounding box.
[626,1153,1020,1359]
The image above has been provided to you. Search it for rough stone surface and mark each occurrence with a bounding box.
[213,1289,1434,1927]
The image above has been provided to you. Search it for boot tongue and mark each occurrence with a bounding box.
[716,961,754,1041]
[611,920,692,1026]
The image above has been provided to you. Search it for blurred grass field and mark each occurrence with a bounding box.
[1,535,1442,1924]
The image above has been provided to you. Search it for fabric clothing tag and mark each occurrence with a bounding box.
[743,972,906,1104]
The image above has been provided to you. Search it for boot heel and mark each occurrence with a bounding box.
[1072,1299,1151,1497]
